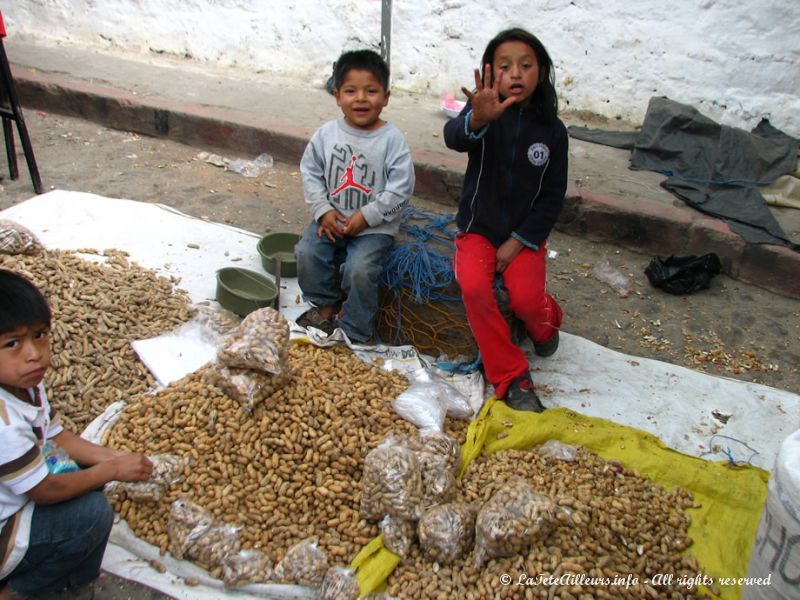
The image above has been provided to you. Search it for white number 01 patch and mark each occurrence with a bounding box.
[527,143,550,167]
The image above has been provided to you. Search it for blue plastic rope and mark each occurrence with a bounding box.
[699,434,760,466]
[379,207,495,371]
[380,207,460,303]
[435,353,483,374]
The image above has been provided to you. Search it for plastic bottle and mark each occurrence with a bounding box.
[43,440,80,474]
[592,260,633,297]
[227,153,274,178]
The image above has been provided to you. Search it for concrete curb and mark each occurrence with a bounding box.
[14,65,800,299]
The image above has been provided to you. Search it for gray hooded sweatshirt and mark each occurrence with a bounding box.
[300,118,415,236]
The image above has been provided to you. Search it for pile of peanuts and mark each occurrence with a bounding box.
[1,241,706,598]
[0,248,194,429]
[386,448,704,599]
[103,342,469,581]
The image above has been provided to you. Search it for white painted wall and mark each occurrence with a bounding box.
[3,0,799,136]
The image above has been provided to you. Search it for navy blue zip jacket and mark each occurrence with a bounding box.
[443,101,568,249]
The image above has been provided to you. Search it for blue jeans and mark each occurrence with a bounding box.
[6,491,113,596]
[295,221,393,342]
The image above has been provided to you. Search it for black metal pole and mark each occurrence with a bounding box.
[0,38,43,194]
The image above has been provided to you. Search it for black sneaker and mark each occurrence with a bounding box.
[503,374,546,413]
[534,331,559,357]
[295,307,336,336]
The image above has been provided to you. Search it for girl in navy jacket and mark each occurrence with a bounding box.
[443,28,567,412]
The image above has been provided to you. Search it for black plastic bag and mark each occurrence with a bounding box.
[644,254,721,294]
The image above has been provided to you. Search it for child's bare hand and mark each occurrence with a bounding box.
[461,64,517,130]
[317,210,347,242]
[111,453,153,482]
[496,237,524,272]
[342,211,367,236]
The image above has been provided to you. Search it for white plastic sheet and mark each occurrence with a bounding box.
[3,190,799,598]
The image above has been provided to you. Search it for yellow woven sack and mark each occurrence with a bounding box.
[353,398,769,599]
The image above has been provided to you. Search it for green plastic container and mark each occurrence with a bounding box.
[215,267,278,317]
[257,232,300,278]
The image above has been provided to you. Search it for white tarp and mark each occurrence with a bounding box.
[2,190,799,598]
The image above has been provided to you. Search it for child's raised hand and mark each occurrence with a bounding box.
[342,211,367,237]
[317,209,347,242]
[461,64,517,130]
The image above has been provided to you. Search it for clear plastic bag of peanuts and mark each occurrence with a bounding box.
[273,536,329,586]
[380,515,416,557]
[186,522,241,568]
[0,219,43,255]
[473,477,560,566]
[222,549,273,588]
[167,498,215,559]
[217,307,291,377]
[418,502,478,565]
[109,454,189,501]
[203,364,289,413]
[167,498,241,567]
[536,439,578,462]
[189,303,242,345]
[397,429,461,509]
[400,429,461,473]
[360,436,424,522]
[420,464,458,509]
[318,566,360,600]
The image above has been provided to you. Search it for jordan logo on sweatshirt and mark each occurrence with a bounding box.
[331,155,373,197]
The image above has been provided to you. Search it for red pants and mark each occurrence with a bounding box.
[454,233,562,398]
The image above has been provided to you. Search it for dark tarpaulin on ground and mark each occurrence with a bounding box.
[567,128,639,150]
[568,97,800,251]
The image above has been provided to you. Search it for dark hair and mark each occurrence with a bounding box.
[333,49,390,91]
[0,269,51,334]
[481,28,558,121]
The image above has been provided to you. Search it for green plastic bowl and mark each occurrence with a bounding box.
[215,267,278,317]
[257,232,300,278]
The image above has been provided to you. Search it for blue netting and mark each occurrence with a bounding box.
[380,207,460,303]
[377,207,503,367]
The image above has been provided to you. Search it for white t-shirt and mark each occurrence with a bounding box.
[0,383,63,578]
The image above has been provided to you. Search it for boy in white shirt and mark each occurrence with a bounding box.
[0,269,152,599]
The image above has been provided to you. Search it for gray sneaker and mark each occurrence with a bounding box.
[503,374,546,413]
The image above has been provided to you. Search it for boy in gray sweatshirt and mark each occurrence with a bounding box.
[295,49,415,343]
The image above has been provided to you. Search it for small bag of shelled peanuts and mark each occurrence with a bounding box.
[217,307,291,377]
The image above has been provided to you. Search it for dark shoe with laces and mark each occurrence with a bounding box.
[503,374,546,413]
[533,331,559,357]
[295,307,336,336]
